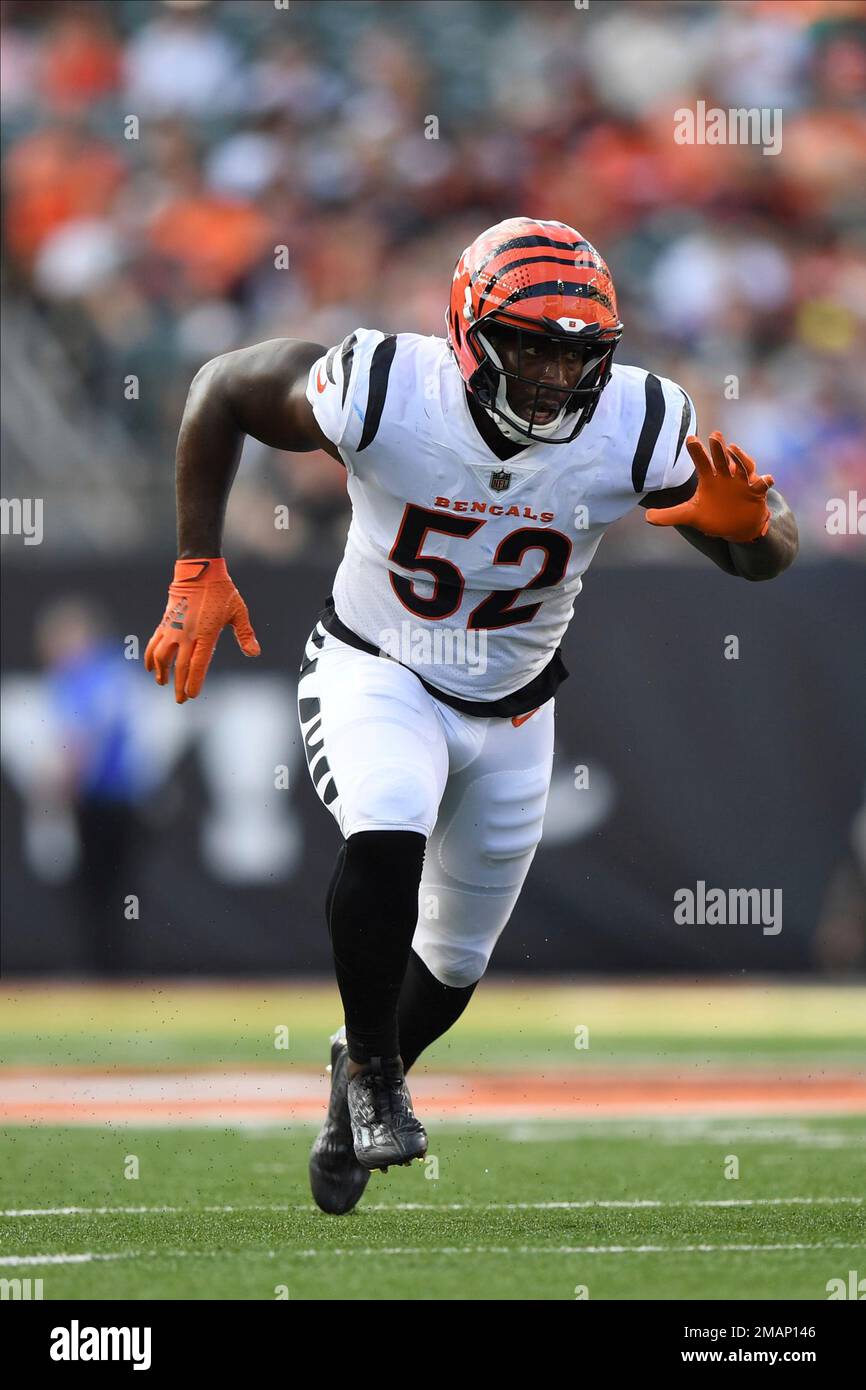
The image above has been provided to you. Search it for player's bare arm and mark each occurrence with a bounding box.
[144,338,337,702]
[643,430,799,580]
[176,338,340,557]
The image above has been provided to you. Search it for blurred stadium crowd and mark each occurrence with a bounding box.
[1,0,864,559]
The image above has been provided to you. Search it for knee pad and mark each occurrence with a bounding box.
[345,759,439,833]
[413,930,487,989]
[437,767,550,889]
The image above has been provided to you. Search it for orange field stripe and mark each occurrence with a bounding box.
[1,1067,865,1125]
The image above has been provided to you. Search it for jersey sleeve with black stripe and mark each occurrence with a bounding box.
[628,370,698,502]
[305,327,397,472]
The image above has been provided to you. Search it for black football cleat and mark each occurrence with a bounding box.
[309,1027,371,1215]
[347,1054,428,1172]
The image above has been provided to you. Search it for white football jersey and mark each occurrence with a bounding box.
[306,329,695,704]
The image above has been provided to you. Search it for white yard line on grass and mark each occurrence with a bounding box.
[0,1253,125,1266]
[293,1242,866,1257]
[1,1196,862,1217]
[3,1240,866,1267]
[498,1119,866,1146]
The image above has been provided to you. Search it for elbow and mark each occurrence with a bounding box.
[190,353,229,393]
[740,567,777,582]
[769,520,800,578]
[739,512,800,581]
[738,543,799,582]
[185,353,237,418]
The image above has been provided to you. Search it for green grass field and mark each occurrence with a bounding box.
[2,980,864,1068]
[1,982,864,1301]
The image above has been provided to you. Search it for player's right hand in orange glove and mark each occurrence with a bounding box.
[144,558,260,704]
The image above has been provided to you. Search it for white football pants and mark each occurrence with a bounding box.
[297,620,555,987]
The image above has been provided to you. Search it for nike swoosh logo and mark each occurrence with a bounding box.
[186,561,210,581]
[511,708,539,727]
[316,367,327,393]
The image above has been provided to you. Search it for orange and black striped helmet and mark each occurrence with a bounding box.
[446,216,623,443]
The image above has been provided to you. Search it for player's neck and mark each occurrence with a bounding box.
[464,388,529,462]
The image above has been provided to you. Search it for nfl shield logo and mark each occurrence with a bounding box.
[490,469,512,492]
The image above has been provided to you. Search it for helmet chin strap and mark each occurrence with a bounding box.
[477,332,572,443]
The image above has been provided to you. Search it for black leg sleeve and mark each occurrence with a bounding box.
[396,948,478,1072]
[326,829,426,1064]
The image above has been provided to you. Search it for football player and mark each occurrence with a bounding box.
[145,217,798,1214]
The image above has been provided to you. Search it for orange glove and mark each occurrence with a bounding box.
[645,431,774,543]
[144,558,260,704]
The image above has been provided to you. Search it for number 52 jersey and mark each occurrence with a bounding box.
[306,328,695,712]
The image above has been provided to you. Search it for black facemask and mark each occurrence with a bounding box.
[468,315,623,444]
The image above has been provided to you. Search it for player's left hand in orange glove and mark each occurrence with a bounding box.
[644,431,774,543]
[144,557,260,704]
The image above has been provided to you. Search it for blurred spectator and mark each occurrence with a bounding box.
[40,5,123,114]
[34,598,153,975]
[147,175,273,296]
[4,121,125,267]
[814,786,866,972]
[124,5,246,117]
